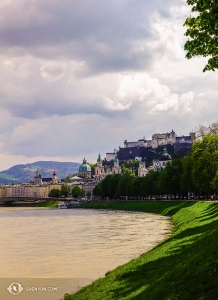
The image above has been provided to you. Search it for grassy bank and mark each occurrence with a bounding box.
[35,201,58,207]
[62,200,218,300]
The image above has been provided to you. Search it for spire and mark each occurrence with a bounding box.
[163,147,167,154]
[97,152,102,163]
[114,154,119,164]
[35,169,41,178]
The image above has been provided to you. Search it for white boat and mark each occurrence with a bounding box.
[57,203,68,209]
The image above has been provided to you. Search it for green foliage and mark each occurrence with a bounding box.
[48,188,60,197]
[184,0,218,71]
[108,174,120,198]
[180,152,195,193]
[71,185,82,198]
[212,170,218,191]
[191,134,218,193]
[157,157,183,195]
[65,174,71,181]
[121,167,135,177]
[60,184,71,197]
[121,159,139,176]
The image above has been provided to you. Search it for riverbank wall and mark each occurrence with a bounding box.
[62,200,218,300]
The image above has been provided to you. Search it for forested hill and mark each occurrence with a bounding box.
[0,161,80,184]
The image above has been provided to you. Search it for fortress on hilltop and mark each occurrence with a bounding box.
[123,130,195,150]
[105,130,195,165]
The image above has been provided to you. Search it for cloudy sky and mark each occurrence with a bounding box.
[0,0,217,170]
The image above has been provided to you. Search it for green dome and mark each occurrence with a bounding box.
[79,164,91,172]
[159,148,171,161]
[79,157,91,172]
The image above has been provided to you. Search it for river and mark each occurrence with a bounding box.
[0,207,171,299]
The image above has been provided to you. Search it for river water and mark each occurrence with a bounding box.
[0,207,171,299]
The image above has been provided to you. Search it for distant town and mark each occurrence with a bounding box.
[0,129,195,200]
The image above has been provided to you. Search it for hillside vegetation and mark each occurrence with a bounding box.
[0,161,80,184]
[62,200,218,300]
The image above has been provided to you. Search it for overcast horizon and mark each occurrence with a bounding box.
[0,0,217,171]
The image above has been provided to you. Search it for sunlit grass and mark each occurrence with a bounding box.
[35,201,58,207]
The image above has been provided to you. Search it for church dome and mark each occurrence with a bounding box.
[159,148,171,161]
[79,157,91,172]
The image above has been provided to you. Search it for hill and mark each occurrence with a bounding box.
[0,161,80,184]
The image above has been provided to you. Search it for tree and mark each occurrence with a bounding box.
[101,175,111,198]
[48,188,60,198]
[86,191,91,197]
[121,167,135,177]
[108,174,120,199]
[212,170,218,192]
[60,184,71,197]
[71,186,82,198]
[191,134,218,194]
[65,174,71,181]
[184,0,218,71]
[117,175,130,197]
[195,121,218,139]
[181,152,195,194]
[93,182,102,197]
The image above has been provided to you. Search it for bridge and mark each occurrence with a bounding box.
[0,197,62,205]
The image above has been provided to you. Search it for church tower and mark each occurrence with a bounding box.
[52,170,58,183]
[95,153,105,176]
[94,153,105,182]
[138,161,148,177]
[112,155,121,174]
[34,169,42,186]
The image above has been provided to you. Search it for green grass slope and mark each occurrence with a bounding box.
[62,201,218,300]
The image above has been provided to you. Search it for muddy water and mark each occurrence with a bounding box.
[0,207,171,299]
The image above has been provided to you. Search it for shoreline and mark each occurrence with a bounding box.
[60,200,218,300]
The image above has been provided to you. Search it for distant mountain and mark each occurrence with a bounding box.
[0,161,81,184]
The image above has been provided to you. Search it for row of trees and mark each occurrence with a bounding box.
[93,134,218,199]
[49,185,84,198]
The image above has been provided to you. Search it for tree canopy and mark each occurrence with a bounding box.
[191,133,218,193]
[184,0,218,71]
[71,185,82,198]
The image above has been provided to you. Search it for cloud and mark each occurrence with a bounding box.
[0,0,218,170]
[40,62,66,82]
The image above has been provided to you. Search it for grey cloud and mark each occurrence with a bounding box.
[0,0,183,76]
[1,0,218,166]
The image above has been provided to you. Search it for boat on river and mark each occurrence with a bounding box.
[57,203,68,209]
[56,201,81,209]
